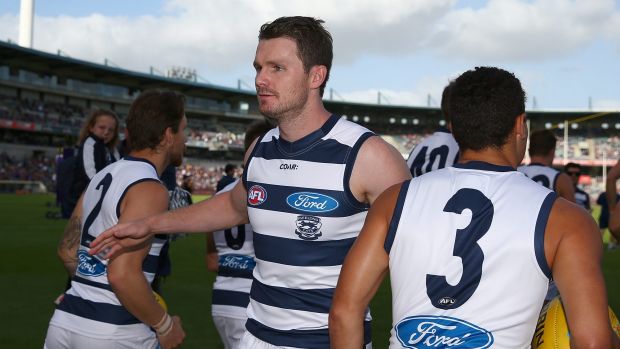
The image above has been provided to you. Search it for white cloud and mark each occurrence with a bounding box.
[338,74,452,106]
[430,0,618,62]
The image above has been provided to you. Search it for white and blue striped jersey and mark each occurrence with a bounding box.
[49,156,167,340]
[406,128,459,177]
[243,115,373,348]
[517,163,559,191]
[385,161,555,349]
[212,179,255,320]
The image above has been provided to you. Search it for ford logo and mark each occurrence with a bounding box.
[76,250,107,277]
[286,192,339,213]
[395,316,493,349]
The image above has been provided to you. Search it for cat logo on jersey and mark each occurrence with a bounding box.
[76,250,107,277]
[248,185,267,206]
[395,315,493,349]
[295,215,323,240]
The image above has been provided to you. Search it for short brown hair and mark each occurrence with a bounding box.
[126,90,185,151]
[259,16,333,96]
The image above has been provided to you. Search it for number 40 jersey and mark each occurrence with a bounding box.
[406,128,459,178]
[385,161,556,349]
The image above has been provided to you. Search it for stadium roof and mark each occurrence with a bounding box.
[1,39,618,128]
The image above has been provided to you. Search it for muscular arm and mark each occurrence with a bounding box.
[350,135,412,205]
[554,173,576,203]
[330,184,399,348]
[57,195,83,276]
[89,143,257,258]
[545,199,620,349]
[107,180,170,327]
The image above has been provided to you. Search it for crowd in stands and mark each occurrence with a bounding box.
[0,96,86,130]
[0,151,56,191]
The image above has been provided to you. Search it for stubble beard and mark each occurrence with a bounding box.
[258,86,309,124]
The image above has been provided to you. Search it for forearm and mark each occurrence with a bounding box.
[110,269,166,327]
[329,306,366,349]
[146,192,248,235]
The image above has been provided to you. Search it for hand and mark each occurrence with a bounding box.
[88,220,151,259]
[157,316,185,349]
[608,159,620,182]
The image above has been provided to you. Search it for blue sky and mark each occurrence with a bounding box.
[1,0,619,111]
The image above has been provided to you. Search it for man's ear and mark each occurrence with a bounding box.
[162,127,174,147]
[515,113,527,140]
[308,65,327,90]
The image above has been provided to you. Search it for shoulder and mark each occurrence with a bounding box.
[547,198,597,241]
[123,179,168,209]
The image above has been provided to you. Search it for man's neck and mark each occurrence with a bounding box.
[529,155,552,166]
[128,149,168,177]
[459,148,519,168]
[277,102,332,142]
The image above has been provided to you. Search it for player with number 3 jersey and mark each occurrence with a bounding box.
[330,67,619,349]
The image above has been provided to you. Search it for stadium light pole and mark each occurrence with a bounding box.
[18,0,34,48]
[563,120,568,165]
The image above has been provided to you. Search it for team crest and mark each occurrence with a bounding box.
[295,215,323,240]
[248,185,267,206]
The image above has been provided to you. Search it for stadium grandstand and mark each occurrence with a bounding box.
[1,39,619,197]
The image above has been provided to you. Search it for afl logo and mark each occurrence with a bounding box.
[248,185,267,206]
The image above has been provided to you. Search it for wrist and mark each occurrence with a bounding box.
[153,312,173,336]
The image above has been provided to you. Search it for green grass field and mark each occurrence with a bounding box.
[1,194,618,348]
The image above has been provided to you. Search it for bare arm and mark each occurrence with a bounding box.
[546,199,620,349]
[90,177,249,258]
[89,142,258,259]
[57,195,84,276]
[607,160,620,239]
[350,135,412,205]
[330,184,399,348]
[108,180,184,349]
[555,173,576,203]
[205,233,218,272]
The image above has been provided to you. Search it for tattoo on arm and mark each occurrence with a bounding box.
[58,214,82,276]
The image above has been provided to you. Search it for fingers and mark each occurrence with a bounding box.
[88,239,122,259]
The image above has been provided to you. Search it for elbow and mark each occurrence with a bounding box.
[329,301,358,330]
[107,268,131,292]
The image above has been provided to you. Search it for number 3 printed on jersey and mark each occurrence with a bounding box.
[426,188,494,309]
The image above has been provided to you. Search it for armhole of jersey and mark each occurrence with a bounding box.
[534,191,557,279]
[115,178,161,219]
[242,133,268,191]
[343,131,374,210]
[384,180,411,254]
[453,151,459,166]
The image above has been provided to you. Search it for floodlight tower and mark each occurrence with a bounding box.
[19,0,35,48]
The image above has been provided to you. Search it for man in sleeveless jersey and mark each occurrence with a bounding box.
[90,16,411,349]
[330,67,618,349]
[517,129,575,202]
[45,90,187,349]
[565,162,590,211]
[406,81,459,177]
[206,120,273,349]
